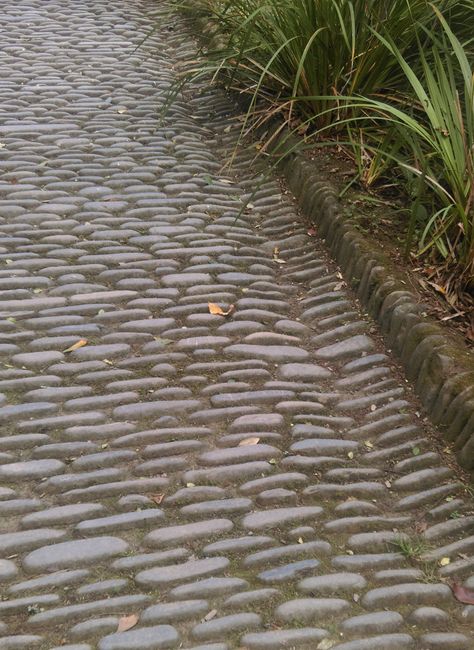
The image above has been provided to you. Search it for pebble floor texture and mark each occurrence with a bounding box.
[1,1,474,649]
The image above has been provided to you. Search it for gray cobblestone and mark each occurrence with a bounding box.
[276,597,351,623]
[0,560,18,582]
[23,537,129,572]
[0,1,472,647]
[0,637,44,649]
[98,625,179,650]
[241,629,328,648]
[330,636,415,650]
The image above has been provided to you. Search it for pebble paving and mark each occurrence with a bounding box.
[0,0,474,648]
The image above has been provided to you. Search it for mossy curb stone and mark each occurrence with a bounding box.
[185,10,474,475]
[273,131,474,473]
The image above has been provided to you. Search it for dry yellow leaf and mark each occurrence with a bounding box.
[440,557,451,566]
[208,302,235,317]
[238,437,260,446]
[427,281,447,295]
[117,614,138,633]
[63,338,88,353]
[272,246,287,264]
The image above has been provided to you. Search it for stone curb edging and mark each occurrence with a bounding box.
[272,131,474,473]
[180,8,474,474]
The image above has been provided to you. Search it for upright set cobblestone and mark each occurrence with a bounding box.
[0,1,473,648]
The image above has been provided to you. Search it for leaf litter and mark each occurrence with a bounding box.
[63,339,88,353]
[238,437,260,446]
[117,614,138,633]
[208,302,235,317]
[450,581,474,605]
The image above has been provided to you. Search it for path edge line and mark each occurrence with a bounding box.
[179,8,474,475]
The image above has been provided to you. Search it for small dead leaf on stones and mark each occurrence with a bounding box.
[203,609,217,622]
[63,338,88,353]
[307,227,317,237]
[208,302,235,317]
[273,246,287,264]
[440,557,451,566]
[117,614,138,633]
[150,494,164,505]
[238,437,260,446]
[450,581,474,605]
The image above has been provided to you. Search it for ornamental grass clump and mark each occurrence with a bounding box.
[353,10,474,287]
[177,0,474,292]
[184,0,462,126]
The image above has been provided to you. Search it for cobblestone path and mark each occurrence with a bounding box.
[1,1,474,649]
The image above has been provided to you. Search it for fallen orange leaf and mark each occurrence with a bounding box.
[150,494,164,505]
[208,302,235,317]
[117,614,138,633]
[238,437,260,446]
[63,339,88,353]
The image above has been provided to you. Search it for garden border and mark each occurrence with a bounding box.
[182,10,474,474]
